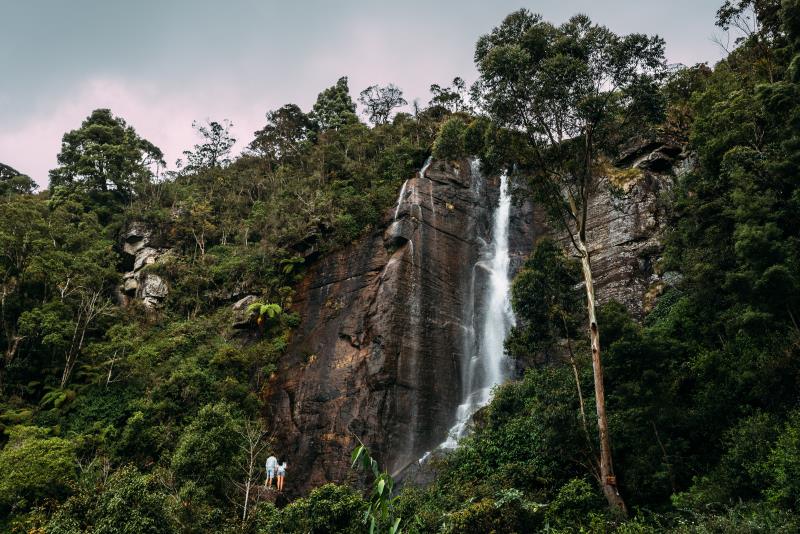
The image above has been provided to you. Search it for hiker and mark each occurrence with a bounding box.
[277,460,287,492]
[265,453,278,489]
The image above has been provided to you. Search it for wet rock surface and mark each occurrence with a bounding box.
[266,159,538,496]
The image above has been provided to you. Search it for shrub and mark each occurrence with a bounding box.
[0,426,76,512]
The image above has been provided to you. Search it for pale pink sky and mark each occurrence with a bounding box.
[0,1,725,188]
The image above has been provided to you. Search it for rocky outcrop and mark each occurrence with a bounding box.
[562,140,687,318]
[232,295,259,328]
[266,159,538,495]
[120,223,170,309]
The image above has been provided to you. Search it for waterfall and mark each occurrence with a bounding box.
[393,180,409,220]
[440,169,516,450]
[394,157,431,221]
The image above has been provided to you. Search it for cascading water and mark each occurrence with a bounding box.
[393,181,409,220]
[440,168,516,450]
[394,157,431,221]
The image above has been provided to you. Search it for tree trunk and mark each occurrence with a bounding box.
[578,241,627,516]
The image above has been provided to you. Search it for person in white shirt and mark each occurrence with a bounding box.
[265,454,278,489]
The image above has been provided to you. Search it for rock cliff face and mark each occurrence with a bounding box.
[119,223,170,309]
[266,159,537,493]
[268,143,686,495]
[569,140,687,318]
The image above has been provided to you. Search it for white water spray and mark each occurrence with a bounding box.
[440,169,516,450]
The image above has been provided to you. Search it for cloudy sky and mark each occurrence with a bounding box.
[1,0,725,188]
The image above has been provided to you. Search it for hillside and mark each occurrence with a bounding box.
[3,2,800,532]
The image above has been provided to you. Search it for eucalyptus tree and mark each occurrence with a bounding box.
[475,9,666,513]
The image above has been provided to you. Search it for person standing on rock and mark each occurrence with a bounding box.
[265,453,278,489]
[276,460,287,492]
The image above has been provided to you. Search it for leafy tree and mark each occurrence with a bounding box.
[428,76,470,112]
[181,119,236,171]
[249,104,314,170]
[0,426,76,513]
[359,84,408,125]
[0,162,36,196]
[49,109,164,201]
[310,77,359,131]
[475,9,666,513]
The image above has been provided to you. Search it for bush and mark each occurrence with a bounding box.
[255,483,366,533]
[171,402,242,497]
[765,410,800,509]
[92,465,176,534]
[545,478,605,529]
[0,426,76,512]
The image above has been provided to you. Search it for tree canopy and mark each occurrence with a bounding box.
[49,109,164,201]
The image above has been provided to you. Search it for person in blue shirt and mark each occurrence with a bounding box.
[277,461,287,492]
[265,454,278,489]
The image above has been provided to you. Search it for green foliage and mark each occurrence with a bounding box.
[171,402,243,497]
[764,410,800,508]
[506,238,582,359]
[545,478,605,528]
[352,442,403,533]
[311,76,359,131]
[0,162,36,196]
[249,104,314,169]
[49,108,164,202]
[253,483,366,533]
[93,465,176,534]
[432,117,467,160]
[428,77,470,113]
[180,119,236,171]
[359,84,408,125]
[0,426,76,512]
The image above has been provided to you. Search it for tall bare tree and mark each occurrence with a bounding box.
[236,419,271,522]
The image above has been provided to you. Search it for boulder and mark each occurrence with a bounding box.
[123,222,153,256]
[232,295,259,328]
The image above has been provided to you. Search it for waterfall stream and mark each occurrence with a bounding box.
[440,169,516,450]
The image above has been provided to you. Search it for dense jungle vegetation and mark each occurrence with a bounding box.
[2,0,800,532]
